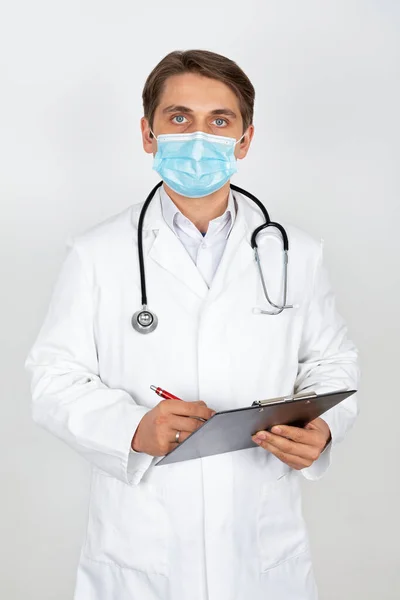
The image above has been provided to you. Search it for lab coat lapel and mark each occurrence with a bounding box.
[205,192,257,304]
[141,188,260,303]
[143,190,209,299]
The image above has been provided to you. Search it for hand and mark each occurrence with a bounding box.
[251,417,332,470]
[131,399,215,456]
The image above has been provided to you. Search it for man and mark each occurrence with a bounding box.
[25,50,359,600]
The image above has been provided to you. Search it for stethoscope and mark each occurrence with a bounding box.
[132,181,293,334]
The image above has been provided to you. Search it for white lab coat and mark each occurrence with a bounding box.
[25,188,359,600]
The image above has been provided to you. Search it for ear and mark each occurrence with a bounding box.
[235,124,255,160]
[141,117,156,154]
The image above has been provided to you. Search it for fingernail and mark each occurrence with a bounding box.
[211,410,216,416]
[257,432,267,440]
[253,437,262,444]
[272,426,282,434]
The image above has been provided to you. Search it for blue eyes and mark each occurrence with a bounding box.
[173,115,186,124]
[171,115,227,127]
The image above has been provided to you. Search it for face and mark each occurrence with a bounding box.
[141,72,254,160]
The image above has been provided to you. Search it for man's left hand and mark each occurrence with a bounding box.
[252,418,332,470]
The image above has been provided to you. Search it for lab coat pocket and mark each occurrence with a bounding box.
[84,469,170,575]
[257,471,309,572]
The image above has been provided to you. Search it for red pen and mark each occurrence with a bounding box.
[150,385,183,401]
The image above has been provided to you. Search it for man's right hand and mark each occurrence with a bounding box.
[131,399,216,456]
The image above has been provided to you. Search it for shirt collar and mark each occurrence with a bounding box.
[159,184,236,240]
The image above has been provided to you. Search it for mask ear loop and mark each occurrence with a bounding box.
[235,133,246,145]
[149,128,158,141]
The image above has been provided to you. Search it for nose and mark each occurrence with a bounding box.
[185,117,214,136]
[192,139,204,161]
[186,127,211,135]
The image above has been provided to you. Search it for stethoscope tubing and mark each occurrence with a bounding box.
[137,181,163,307]
[133,181,292,331]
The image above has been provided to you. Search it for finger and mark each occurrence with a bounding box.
[253,432,320,462]
[269,424,319,444]
[160,399,214,421]
[255,441,315,469]
[169,414,206,434]
[305,417,326,430]
[186,400,216,420]
[279,453,314,470]
[191,401,216,421]
[164,430,193,454]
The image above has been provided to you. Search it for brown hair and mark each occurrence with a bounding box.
[142,50,255,134]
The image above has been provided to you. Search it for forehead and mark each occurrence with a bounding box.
[156,72,241,114]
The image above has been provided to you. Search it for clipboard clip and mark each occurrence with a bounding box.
[252,390,318,407]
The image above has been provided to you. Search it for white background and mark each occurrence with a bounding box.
[1,1,399,598]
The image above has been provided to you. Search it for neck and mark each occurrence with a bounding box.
[163,182,231,233]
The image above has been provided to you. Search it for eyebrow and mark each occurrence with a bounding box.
[162,105,237,118]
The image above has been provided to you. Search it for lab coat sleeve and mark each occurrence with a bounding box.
[294,239,360,481]
[24,239,157,486]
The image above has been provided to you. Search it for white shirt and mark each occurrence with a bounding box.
[159,185,237,288]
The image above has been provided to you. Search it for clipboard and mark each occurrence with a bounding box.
[155,389,356,466]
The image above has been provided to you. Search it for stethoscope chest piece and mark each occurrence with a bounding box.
[131,306,158,334]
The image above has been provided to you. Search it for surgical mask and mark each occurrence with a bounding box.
[151,130,244,198]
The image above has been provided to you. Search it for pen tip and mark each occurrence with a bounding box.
[150,385,157,391]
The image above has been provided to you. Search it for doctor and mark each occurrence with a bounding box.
[25,49,359,600]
